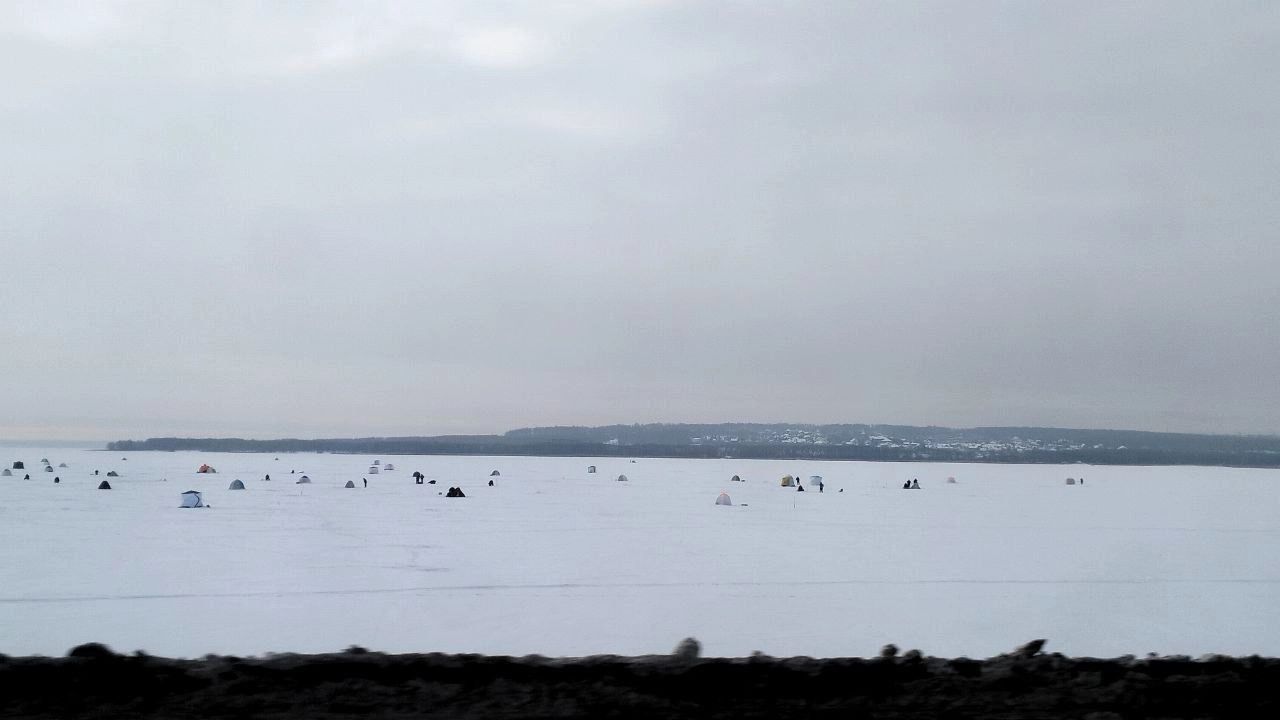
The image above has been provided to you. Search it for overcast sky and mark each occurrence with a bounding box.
[1,1,1277,441]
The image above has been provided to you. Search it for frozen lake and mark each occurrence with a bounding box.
[2,447,1278,659]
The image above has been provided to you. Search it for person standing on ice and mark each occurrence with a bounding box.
[818,480,824,493]
[363,478,368,488]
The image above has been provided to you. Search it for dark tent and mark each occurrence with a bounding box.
[344,480,355,488]
[490,470,500,476]
[228,479,245,490]
[106,471,119,477]
[12,461,23,469]
[98,480,111,490]
[731,475,742,482]
[446,486,466,497]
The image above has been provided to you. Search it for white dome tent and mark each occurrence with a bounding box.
[296,475,312,484]
[715,492,733,506]
[368,466,379,474]
[180,490,205,508]
[383,463,395,471]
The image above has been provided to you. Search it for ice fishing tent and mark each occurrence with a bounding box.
[228,479,245,490]
[180,491,204,508]
[368,466,379,474]
[40,458,49,464]
[44,465,53,472]
[98,480,111,490]
[616,474,628,482]
[780,475,795,487]
[296,475,312,484]
[1,469,11,476]
[383,463,395,471]
[106,471,119,477]
[12,461,23,469]
[490,470,500,477]
[587,465,597,474]
[730,475,742,482]
[344,480,355,488]
[1065,477,1077,485]
[946,476,957,484]
[808,475,822,485]
[197,464,216,474]
[373,460,380,465]
[715,492,733,506]
[58,463,67,468]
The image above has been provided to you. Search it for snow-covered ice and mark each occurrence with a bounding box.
[1,448,1278,658]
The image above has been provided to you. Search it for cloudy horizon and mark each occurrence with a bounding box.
[2,1,1278,442]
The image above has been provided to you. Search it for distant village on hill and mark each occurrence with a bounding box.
[107,423,1280,468]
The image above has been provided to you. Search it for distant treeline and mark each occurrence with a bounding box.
[107,423,1280,468]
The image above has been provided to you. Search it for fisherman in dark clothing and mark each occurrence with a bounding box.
[488,479,494,487]
[902,480,910,489]
[363,478,368,488]
[818,480,824,493]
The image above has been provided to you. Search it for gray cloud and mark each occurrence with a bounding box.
[2,0,1278,440]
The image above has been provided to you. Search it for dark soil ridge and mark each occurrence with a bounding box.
[2,641,1277,719]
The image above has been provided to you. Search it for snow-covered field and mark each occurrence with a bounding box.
[1,447,1277,659]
